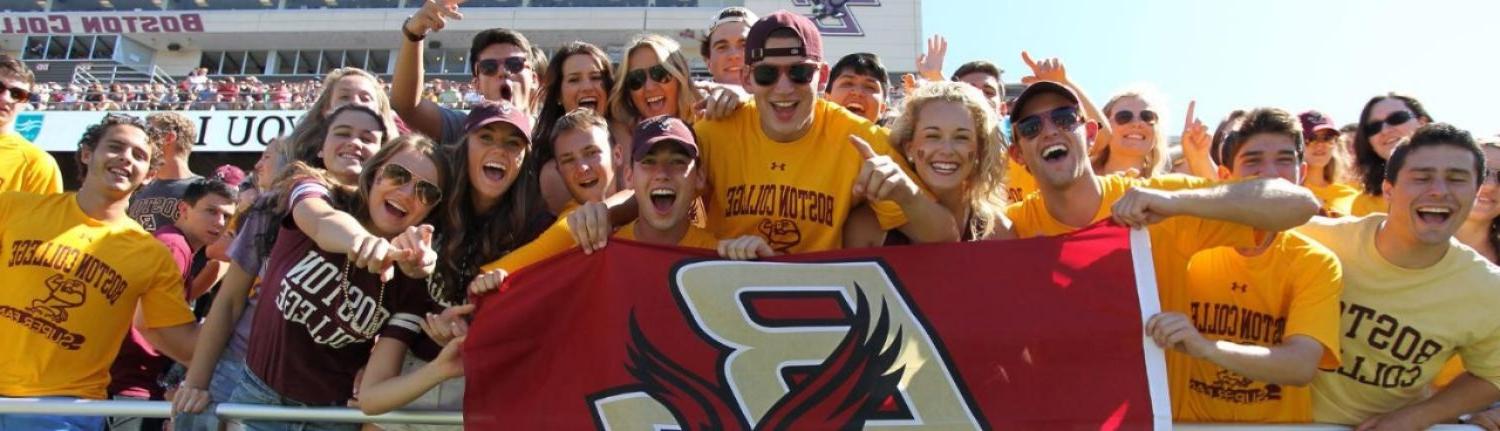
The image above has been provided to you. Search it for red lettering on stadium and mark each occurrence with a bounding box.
[1,14,203,34]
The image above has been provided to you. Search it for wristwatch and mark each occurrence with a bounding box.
[402,16,425,42]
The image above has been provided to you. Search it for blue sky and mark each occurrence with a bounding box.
[921,0,1498,137]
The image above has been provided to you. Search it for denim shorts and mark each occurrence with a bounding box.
[224,368,358,431]
[172,356,247,431]
[0,397,106,431]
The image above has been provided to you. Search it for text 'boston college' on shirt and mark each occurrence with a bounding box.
[244,180,438,406]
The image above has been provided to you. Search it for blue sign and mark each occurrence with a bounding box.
[16,113,43,142]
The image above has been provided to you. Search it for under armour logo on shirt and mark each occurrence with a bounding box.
[1230,282,1248,293]
[770,162,787,171]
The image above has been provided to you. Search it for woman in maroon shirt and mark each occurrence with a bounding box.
[228,134,448,430]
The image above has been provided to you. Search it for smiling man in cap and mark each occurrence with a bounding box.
[685,10,958,255]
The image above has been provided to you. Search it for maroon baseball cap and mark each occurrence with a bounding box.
[1007,81,1081,130]
[631,116,698,162]
[464,101,532,143]
[213,164,246,187]
[744,10,823,65]
[1298,110,1338,142]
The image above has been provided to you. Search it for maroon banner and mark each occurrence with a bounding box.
[465,223,1167,430]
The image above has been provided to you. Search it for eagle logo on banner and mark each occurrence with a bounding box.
[462,225,1169,430]
[586,261,985,430]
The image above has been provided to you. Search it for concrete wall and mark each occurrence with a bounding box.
[150,46,202,75]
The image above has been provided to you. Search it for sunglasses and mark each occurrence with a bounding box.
[1015,106,1084,140]
[0,81,30,102]
[624,64,673,92]
[1486,168,1500,185]
[751,63,818,87]
[476,57,528,77]
[1112,109,1157,125]
[1362,110,1413,136]
[379,163,443,207]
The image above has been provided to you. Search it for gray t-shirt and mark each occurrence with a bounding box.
[127,176,200,231]
[439,106,467,147]
[224,205,283,361]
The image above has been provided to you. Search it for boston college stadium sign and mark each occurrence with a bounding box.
[0,14,205,34]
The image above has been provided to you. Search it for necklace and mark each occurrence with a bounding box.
[337,260,387,341]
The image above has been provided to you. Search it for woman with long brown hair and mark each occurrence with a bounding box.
[228,135,448,430]
[1348,92,1433,216]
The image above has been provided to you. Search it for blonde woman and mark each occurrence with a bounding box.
[1094,87,1171,178]
[845,81,1015,247]
[607,34,702,128]
[282,67,399,161]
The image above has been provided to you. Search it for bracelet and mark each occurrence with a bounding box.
[402,16,425,43]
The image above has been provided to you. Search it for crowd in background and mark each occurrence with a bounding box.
[20,68,497,111]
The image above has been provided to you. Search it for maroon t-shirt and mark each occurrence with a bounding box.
[152,224,194,288]
[246,181,436,405]
[107,224,196,398]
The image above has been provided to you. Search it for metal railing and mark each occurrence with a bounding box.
[0,398,461,425]
[0,398,1488,429]
[69,64,165,86]
[71,64,102,88]
[150,64,178,87]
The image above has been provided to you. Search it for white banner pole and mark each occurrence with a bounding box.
[1130,227,1173,430]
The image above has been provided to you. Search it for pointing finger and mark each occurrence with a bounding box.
[849,135,878,160]
[1183,100,1197,131]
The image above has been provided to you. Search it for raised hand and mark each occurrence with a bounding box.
[916,34,948,82]
[349,234,396,282]
[1179,100,1217,178]
[850,136,919,206]
[390,224,437,278]
[405,0,466,37]
[1182,101,1211,156]
[1020,51,1069,86]
[692,81,748,120]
